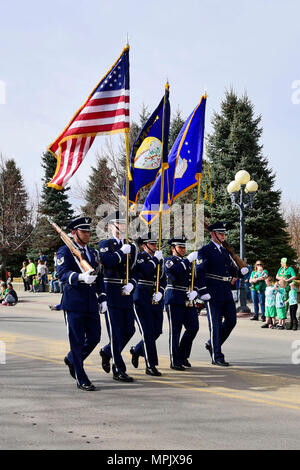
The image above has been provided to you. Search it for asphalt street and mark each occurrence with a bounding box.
[1,289,300,450]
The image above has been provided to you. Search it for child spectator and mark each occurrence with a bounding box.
[275,279,287,329]
[261,276,277,329]
[286,281,298,330]
[32,275,40,293]
[0,281,7,302]
[2,283,18,305]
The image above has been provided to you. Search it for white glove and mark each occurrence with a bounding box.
[154,250,163,261]
[241,267,249,275]
[200,293,211,301]
[100,301,107,313]
[187,290,198,301]
[187,251,198,263]
[120,244,131,254]
[122,282,134,295]
[152,292,163,302]
[78,269,97,284]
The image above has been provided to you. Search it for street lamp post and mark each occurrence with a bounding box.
[227,170,258,313]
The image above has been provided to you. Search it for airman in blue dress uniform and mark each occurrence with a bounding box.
[196,222,249,366]
[56,217,106,391]
[130,232,167,377]
[164,237,200,370]
[98,211,138,382]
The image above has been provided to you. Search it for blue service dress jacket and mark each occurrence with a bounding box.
[98,238,139,307]
[195,242,242,301]
[164,255,198,305]
[133,251,166,306]
[56,244,106,313]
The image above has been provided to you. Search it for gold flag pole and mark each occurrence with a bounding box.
[154,82,169,298]
[188,101,207,306]
[124,39,131,286]
[189,173,202,301]
[125,131,131,285]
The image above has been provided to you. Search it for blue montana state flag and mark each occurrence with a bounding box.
[122,83,170,206]
[140,95,207,224]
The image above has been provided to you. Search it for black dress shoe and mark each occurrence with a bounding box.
[182,359,191,368]
[250,316,259,321]
[113,371,134,382]
[212,360,230,367]
[99,349,111,373]
[146,366,162,376]
[130,346,139,369]
[205,342,213,358]
[261,316,266,322]
[170,365,186,371]
[77,382,95,391]
[64,356,76,379]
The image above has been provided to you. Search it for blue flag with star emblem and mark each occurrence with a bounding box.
[140,95,207,224]
[122,84,170,206]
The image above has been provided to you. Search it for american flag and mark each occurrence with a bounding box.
[48,46,130,189]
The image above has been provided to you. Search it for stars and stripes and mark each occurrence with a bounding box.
[48,46,130,189]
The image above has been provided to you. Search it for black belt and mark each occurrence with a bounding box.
[206,274,232,282]
[166,284,189,292]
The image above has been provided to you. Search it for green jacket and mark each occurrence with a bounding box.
[26,262,36,276]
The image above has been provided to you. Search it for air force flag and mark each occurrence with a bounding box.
[122,83,170,206]
[140,95,207,224]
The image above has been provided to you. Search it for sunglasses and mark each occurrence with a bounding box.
[256,263,262,266]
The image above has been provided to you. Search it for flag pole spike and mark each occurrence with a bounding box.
[126,33,130,47]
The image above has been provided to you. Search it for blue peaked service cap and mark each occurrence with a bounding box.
[207,222,227,233]
[136,232,158,245]
[66,217,92,231]
[168,236,187,247]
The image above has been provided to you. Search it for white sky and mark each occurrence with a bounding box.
[0,0,299,208]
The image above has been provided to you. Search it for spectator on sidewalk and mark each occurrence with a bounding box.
[39,251,48,266]
[32,275,41,293]
[26,259,36,292]
[286,281,298,330]
[261,276,277,329]
[275,279,287,330]
[249,260,268,322]
[276,258,296,314]
[0,281,7,302]
[37,259,48,292]
[50,271,61,293]
[20,261,30,291]
[2,283,18,306]
[244,259,252,301]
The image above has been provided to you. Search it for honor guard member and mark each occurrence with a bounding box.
[56,217,106,391]
[164,237,199,371]
[196,222,249,366]
[98,211,138,382]
[130,232,167,377]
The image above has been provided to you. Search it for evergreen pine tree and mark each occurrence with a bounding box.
[0,157,32,272]
[31,151,74,258]
[204,90,296,275]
